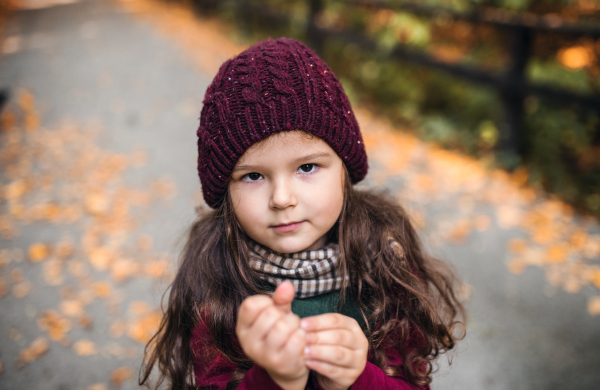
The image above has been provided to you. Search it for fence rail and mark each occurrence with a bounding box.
[192,0,600,161]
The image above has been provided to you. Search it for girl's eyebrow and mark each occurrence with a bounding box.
[232,151,332,173]
[295,151,332,163]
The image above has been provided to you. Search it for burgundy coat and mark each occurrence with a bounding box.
[190,321,430,390]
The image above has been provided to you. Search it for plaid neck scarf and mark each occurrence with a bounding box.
[248,242,348,299]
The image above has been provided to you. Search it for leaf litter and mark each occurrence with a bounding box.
[0,90,175,381]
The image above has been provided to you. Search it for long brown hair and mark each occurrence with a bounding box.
[140,171,466,389]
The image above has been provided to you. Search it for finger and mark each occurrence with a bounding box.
[264,313,301,352]
[272,281,295,314]
[300,313,358,332]
[305,359,347,381]
[250,305,286,340]
[283,327,306,356]
[305,329,358,349]
[304,345,354,368]
[236,295,275,330]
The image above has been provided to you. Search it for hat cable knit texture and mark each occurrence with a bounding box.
[197,37,368,208]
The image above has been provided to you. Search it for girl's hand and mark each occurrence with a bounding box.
[302,313,369,390]
[235,282,309,390]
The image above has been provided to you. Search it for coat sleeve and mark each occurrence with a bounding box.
[349,347,430,390]
[190,321,288,390]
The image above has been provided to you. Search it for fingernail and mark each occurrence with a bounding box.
[300,319,310,330]
[304,346,310,356]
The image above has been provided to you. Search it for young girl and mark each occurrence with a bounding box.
[140,37,465,390]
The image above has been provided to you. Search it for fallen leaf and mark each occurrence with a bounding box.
[473,215,491,231]
[55,241,74,259]
[137,234,154,252]
[109,319,127,339]
[110,258,139,282]
[88,384,108,390]
[145,259,170,279]
[0,279,7,298]
[110,366,134,388]
[37,310,72,341]
[84,192,111,216]
[507,258,526,275]
[127,311,162,344]
[507,238,527,254]
[92,281,112,298]
[87,247,114,271]
[10,267,23,283]
[18,337,49,364]
[28,243,50,262]
[60,299,84,318]
[13,280,32,298]
[73,339,97,356]
[587,296,600,316]
[43,259,64,286]
[545,245,568,263]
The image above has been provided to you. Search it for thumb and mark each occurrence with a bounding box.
[272,281,295,314]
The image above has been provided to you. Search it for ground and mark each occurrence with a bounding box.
[0,0,599,389]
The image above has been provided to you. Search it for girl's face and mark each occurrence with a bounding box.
[228,131,345,254]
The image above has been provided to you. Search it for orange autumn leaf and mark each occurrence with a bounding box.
[73,339,97,356]
[507,258,527,275]
[92,281,112,298]
[12,280,32,298]
[55,241,74,259]
[137,234,154,252]
[474,214,491,232]
[88,247,114,271]
[60,299,85,318]
[0,280,8,298]
[88,384,108,390]
[109,319,127,339]
[110,258,139,282]
[37,310,72,341]
[129,301,152,316]
[10,267,23,282]
[84,192,111,216]
[145,259,170,279]
[545,245,569,263]
[587,296,600,316]
[507,238,527,254]
[127,312,162,344]
[111,367,134,388]
[589,269,600,289]
[448,219,471,244]
[18,337,49,364]
[43,259,64,286]
[28,242,50,262]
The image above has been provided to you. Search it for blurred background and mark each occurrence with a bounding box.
[0,0,599,389]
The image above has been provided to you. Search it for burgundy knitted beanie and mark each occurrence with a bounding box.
[197,37,368,208]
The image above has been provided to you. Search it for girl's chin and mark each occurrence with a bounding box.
[265,239,318,254]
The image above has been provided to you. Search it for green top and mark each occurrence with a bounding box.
[262,283,369,329]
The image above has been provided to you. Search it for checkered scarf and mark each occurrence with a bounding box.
[248,242,347,299]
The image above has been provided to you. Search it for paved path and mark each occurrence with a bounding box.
[0,1,599,389]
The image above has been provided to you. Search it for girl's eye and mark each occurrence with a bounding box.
[242,172,263,182]
[298,164,317,174]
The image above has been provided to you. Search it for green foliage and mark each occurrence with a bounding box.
[194,0,600,216]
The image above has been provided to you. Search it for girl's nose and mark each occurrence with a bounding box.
[269,179,297,209]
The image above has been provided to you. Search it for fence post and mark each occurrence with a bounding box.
[497,26,531,168]
[307,0,324,55]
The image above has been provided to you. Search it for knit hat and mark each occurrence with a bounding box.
[197,37,368,208]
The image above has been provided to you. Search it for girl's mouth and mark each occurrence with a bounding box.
[271,221,304,233]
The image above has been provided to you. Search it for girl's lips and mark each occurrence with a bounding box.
[271,221,304,233]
